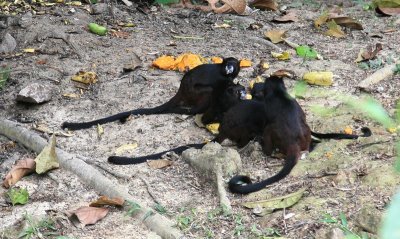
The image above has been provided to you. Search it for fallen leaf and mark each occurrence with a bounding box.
[271,51,291,61]
[314,12,329,29]
[71,71,98,84]
[2,158,36,188]
[273,10,299,22]
[375,0,400,15]
[344,126,353,135]
[250,0,278,11]
[242,188,306,214]
[89,196,125,207]
[261,61,269,69]
[240,59,252,67]
[23,48,35,53]
[303,72,333,86]
[214,23,231,28]
[35,135,59,174]
[296,45,318,59]
[264,29,286,43]
[206,123,220,134]
[147,159,173,169]
[329,16,363,30]
[97,124,104,138]
[376,6,400,15]
[33,124,74,137]
[62,93,80,98]
[69,207,109,226]
[211,56,223,64]
[114,142,138,155]
[272,69,295,78]
[212,0,247,15]
[7,188,29,206]
[361,43,383,61]
[325,20,346,38]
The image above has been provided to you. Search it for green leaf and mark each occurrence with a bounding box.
[0,67,11,90]
[395,142,400,172]
[339,212,348,228]
[7,188,29,205]
[293,80,308,98]
[296,45,318,59]
[381,190,400,239]
[322,213,337,224]
[155,0,180,4]
[346,96,395,128]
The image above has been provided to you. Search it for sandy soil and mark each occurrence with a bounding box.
[1,0,400,238]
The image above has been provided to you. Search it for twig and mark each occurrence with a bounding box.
[138,176,161,205]
[172,35,204,40]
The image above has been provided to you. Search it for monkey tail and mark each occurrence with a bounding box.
[61,95,192,131]
[311,126,372,140]
[61,111,133,130]
[107,143,206,165]
[228,155,297,194]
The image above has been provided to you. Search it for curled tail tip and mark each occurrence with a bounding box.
[361,127,372,137]
[228,175,253,194]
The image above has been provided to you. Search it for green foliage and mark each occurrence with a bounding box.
[322,213,367,239]
[381,190,400,239]
[155,0,180,5]
[153,203,168,215]
[293,80,308,98]
[346,96,395,128]
[296,45,318,59]
[0,67,10,90]
[125,200,141,216]
[394,64,400,75]
[176,215,192,230]
[7,188,29,206]
[18,215,57,239]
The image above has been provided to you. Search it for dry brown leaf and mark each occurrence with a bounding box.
[272,69,295,78]
[35,135,59,174]
[110,30,130,38]
[250,0,278,11]
[70,207,109,226]
[329,16,363,30]
[147,159,173,169]
[273,10,299,22]
[361,43,383,60]
[207,0,246,14]
[264,30,286,43]
[314,13,329,29]
[89,196,125,207]
[2,158,36,188]
[376,6,400,15]
[325,20,346,38]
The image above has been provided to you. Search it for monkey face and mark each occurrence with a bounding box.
[221,57,240,78]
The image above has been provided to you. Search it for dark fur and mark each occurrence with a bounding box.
[249,80,372,141]
[108,83,246,165]
[62,57,240,130]
[228,76,312,194]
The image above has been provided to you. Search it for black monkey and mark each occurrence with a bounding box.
[108,83,246,165]
[62,57,241,130]
[249,80,371,141]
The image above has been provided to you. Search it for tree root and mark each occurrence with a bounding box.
[0,119,184,239]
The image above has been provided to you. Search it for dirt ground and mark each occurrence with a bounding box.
[1,0,400,238]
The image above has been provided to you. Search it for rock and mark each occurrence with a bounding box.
[16,83,53,104]
[0,33,17,54]
[91,3,108,15]
[314,228,345,239]
[18,12,33,28]
[181,142,241,180]
[355,205,382,234]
